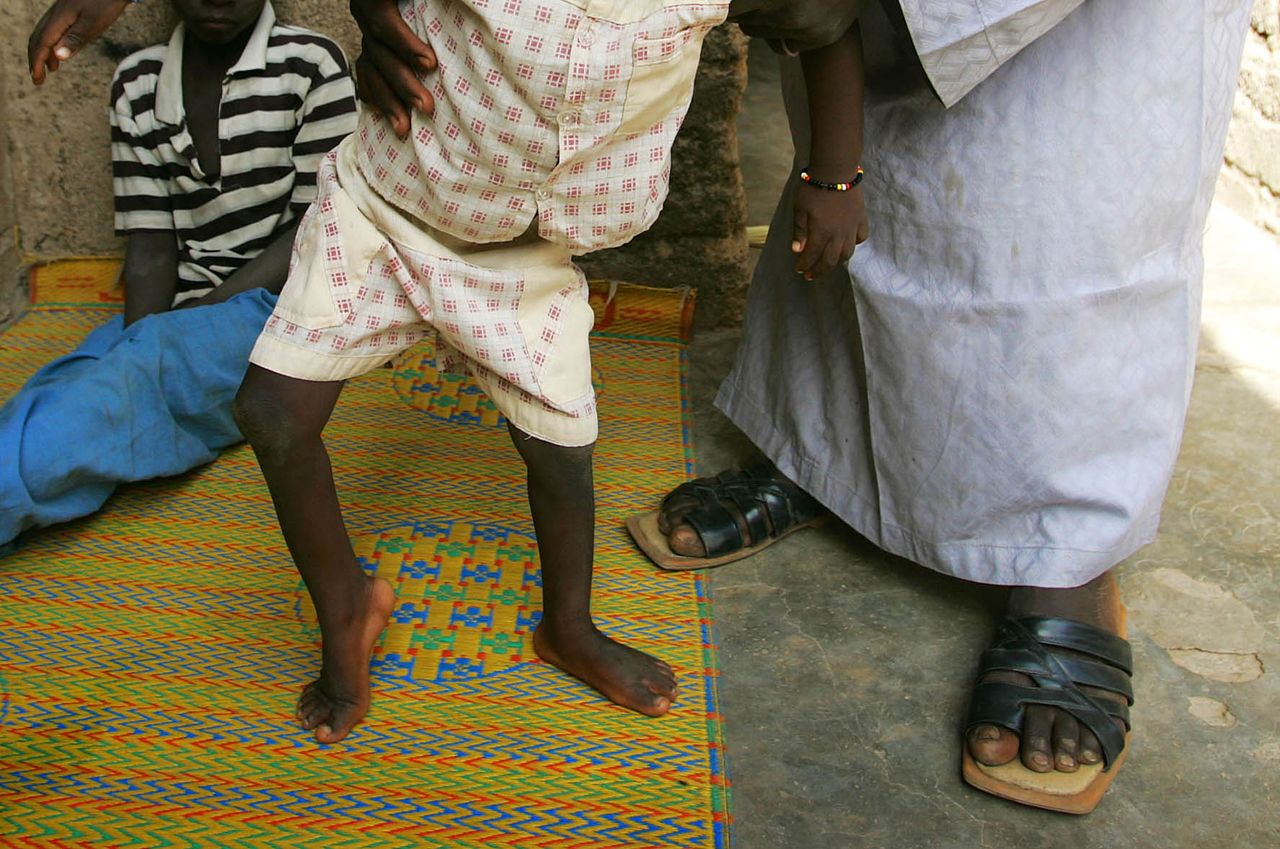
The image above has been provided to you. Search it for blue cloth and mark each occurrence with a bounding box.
[0,288,277,548]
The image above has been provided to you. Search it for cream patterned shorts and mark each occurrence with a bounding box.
[249,140,598,447]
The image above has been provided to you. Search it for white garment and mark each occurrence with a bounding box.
[716,0,1253,587]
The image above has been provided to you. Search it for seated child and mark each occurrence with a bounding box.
[0,0,356,549]
[232,0,867,742]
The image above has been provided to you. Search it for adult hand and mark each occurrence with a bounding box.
[28,0,129,85]
[727,0,866,53]
[350,0,438,139]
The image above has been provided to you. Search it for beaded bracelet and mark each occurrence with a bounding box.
[799,166,864,192]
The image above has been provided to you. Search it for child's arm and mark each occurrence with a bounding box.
[792,23,868,281]
[175,219,301,310]
[121,231,178,327]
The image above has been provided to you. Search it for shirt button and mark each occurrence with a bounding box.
[577,27,596,47]
[535,188,551,201]
[557,109,583,128]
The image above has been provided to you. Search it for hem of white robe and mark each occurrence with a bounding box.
[714,376,1161,589]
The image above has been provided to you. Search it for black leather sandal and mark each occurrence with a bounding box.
[626,463,826,570]
[962,615,1134,814]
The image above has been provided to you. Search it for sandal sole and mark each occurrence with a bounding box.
[625,509,824,571]
[962,733,1130,815]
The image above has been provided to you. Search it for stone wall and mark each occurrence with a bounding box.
[0,2,749,328]
[0,49,19,328]
[1221,0,1280,238]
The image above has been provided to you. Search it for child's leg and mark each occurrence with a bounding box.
[233,364,395,743]
[508,424,677,716]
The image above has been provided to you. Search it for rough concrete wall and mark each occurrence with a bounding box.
[0,1,360,260]
[1221,0,1280,238]
[0,48,20,329]
[0,3,748,321]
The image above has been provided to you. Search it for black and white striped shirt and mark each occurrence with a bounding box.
[110,1,357,304]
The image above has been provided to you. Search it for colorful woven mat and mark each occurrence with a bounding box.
[0,260,727,848]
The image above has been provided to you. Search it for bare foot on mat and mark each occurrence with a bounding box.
[533,622,678,717]
[296,576,396,744]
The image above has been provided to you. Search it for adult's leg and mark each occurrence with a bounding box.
[233,364,394,743]
[510,424,677,716]
[649,61,1131,795]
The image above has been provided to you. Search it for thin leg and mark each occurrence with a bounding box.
[234,364,394,743]
[509,423,677,716]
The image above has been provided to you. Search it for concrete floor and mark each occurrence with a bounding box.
[697,45,1280,848]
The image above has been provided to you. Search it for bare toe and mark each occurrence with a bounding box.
[314,700,365,744]
[967,724,1020,766]
[297,683,327,730]
[1052,712,1080,772]
[1078,725,1103,765]
[1020,705,1055,773]
[667,523,706,557]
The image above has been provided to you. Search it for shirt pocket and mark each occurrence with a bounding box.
[617,24,714,135]
[273,182,386,330]
[527,280,594,409]
[394,245,541,392]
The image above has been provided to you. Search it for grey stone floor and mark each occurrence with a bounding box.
[696,44,1280,848]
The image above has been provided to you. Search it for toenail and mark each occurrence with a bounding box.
[1030,752,1051,768]
[976,727,1000,742]
[1056,753,1075,769]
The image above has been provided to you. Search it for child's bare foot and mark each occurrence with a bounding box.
[533,622,678,717]
[296,576,395,743]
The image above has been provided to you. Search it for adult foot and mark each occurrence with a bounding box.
[533,622,678,717]
[296,575,396,743]
[966,572,1130,774]
[655,462,824,559]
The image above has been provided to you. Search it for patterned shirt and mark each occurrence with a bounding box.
[110,2,358,303]
[355,0,729,254]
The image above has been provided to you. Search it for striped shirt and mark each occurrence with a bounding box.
[110,1,357,304]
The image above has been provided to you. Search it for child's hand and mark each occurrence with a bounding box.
[791,183,869,281]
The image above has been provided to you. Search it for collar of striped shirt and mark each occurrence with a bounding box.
[153,0,277,127]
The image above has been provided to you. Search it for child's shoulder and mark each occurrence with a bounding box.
[110,43,168,104]
[268,22,352,75]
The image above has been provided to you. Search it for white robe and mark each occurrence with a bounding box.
[715,0,1253,587]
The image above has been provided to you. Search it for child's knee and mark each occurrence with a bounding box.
[232,384,271,445]
[509,426,594,476]
[232,382,299,456]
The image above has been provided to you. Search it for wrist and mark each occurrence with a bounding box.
[799,165,863,191]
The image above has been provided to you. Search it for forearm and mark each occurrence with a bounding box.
[195,219,300,306]
[800,22,864,181]
[122,232,178,326]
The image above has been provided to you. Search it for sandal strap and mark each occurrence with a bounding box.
[682,502,746,558]
[980,647,1134,703]
[966,616,1134,769]
[661,462,821,557]
[1016,616,1133,675]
